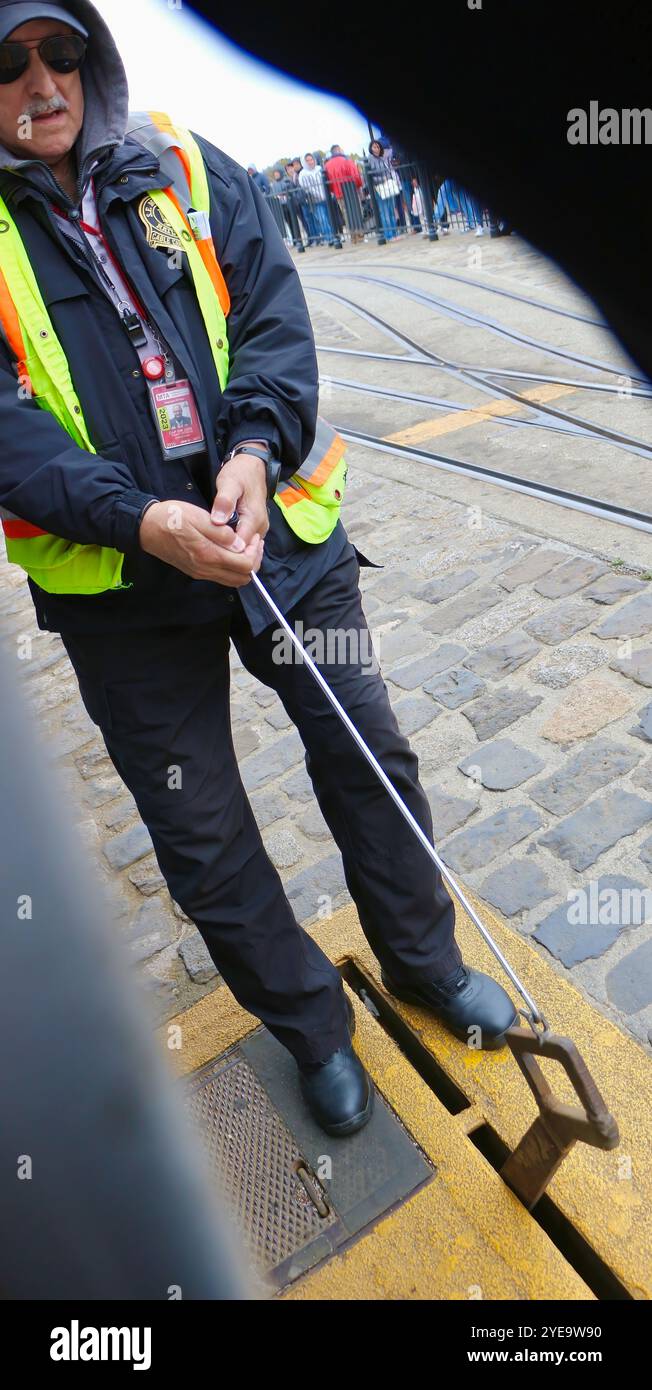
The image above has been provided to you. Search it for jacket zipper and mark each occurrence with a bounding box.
[11,151,160,213]
[71,160,160,211]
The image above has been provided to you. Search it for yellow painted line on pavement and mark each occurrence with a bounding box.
[384,382,577,446]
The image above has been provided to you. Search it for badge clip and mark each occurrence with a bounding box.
[121,309,148,348]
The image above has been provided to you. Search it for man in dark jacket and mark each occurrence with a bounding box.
[0,0,516,1137]
[269,163,303,248]
[246,163,270,196]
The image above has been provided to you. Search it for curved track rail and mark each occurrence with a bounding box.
[316,346,652,400]
[374,271,643,379]
[350,260,607,328]
[306,284,652,460]
[305,269,649,383]
[320,374,618,443]
[338,426,652,535]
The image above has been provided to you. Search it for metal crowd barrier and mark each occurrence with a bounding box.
[263,162,504,249]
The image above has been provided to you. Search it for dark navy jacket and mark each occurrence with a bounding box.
[0,133,351,636]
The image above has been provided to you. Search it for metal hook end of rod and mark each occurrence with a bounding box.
[516,1007,552,1040]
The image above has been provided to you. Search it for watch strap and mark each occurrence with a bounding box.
[222,442,282,500]
[223,443,273,467]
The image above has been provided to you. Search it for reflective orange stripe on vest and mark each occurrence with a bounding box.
[275,417,347,503]
[0,266,42,543]
[2,516,48,539]
[146,111,231,319]
[163,183,231,319]
[0,261,32,397]
[147,110,193,189]
[273,417,347,543]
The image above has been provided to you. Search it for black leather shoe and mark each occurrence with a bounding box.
[381,963,518,1049]
[299,1044,373,1136]
[298,995,371,1137]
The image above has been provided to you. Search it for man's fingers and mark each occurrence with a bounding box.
[193,529,264,582]
[233,509,269,546]
[211,481,241,525]
[139,500,264,584]
[192,508,248,553]
[197,504,268,552]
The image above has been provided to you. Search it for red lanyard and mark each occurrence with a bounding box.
[51,182,175,387]
[51,180,147,322]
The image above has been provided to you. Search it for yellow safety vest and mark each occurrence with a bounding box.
[0,111,347,595]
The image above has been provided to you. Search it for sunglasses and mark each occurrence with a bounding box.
[0,33,87,85]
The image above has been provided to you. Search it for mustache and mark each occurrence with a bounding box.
[21,95,70,119]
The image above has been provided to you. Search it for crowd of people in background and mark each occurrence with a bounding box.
[246,136,512,250]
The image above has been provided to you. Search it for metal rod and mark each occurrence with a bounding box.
[250,570,548,1029]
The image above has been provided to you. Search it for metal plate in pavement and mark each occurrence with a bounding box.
[184,1027,434,1292]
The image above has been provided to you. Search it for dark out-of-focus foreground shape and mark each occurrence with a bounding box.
[190,0,652,383]
[0,645,251,1300]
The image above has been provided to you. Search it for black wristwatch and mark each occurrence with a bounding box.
[222,441,282,500]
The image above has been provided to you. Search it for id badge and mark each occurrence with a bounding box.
[148,379,206,459]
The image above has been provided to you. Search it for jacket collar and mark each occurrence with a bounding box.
[0,138,161,213]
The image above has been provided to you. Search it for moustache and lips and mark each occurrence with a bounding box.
[21,93,70,127]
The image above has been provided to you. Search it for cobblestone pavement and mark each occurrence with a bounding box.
[3,461,651,1048]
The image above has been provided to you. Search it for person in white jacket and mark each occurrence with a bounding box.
[298,153,333,244]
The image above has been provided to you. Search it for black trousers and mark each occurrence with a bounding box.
[61,543,460,1066]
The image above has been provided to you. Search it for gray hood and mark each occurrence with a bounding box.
[0,0,129,175]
